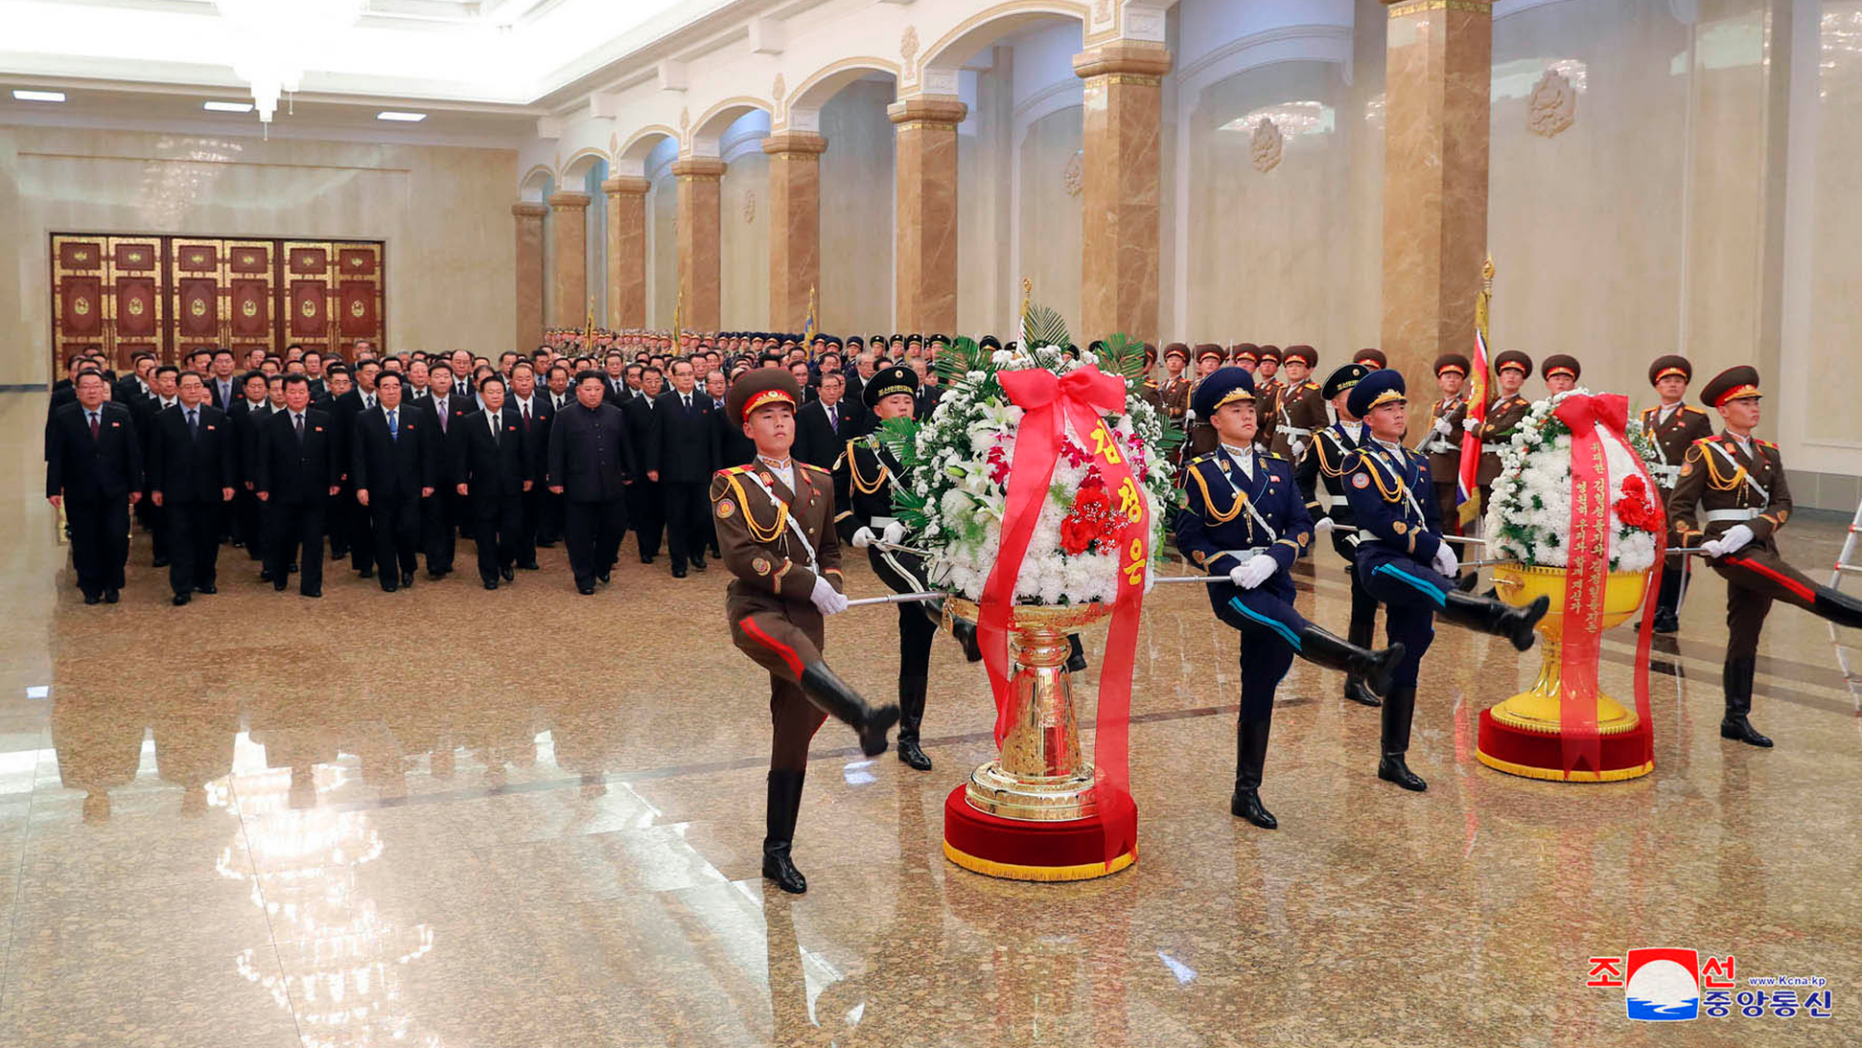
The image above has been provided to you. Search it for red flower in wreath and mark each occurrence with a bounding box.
[1613,474,1665,535]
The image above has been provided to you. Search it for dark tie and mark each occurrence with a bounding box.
[437,402,448,434]
[187,409,199,440]
[521,403,531,430]
[490,418,500,446]
[88,412,99,440]
[827,406,837,430]
[295,414,305,444]
[683,394,692,416]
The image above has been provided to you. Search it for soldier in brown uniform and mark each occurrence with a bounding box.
[1640,355,1714,633]
[1469,349,1533,511]
[1541,353,1580,395]
[1420,353,1471,530]
[1182,344,1227,461]
[711,368,900,894]
[1353,349,1387,370]
[1272,346,1326,501]
[1668,366,1862,748]
[1230,343,1259,375]
[1138,343,1164,410]
[1160,343,1192,434]
[1253,346,1284,450]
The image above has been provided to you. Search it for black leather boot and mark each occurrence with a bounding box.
[1065,634,1088,674]
[762,770,808,894]
[896,676,932,771]
[1719,655,1772,748]
[1442,591,1549,652]
[1298,625,1405,703]
[1229,716,1276,829]
[1650,566,1683,633]
[1342,581,1382,706]
[922,600,983,662]
[799,662,900,757]
[1376,686,1427,791]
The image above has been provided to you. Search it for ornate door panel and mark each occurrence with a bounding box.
[50,234,383,379]
[50,234,169,371]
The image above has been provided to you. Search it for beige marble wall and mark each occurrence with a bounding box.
[1017,107,1085,335]
[1805,0,1862,448]
[548,191,590,329]
[818,81,898,337]
[512,203,547,352]
[673,158,726,333]
[891,96,966,337]
[604,177,649,331]
[719,151,770,331]
[0,125,515,384]
[958,52,1015,340]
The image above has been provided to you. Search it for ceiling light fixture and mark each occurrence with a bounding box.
[203,101,255,113]
[376,111,428,122]
[12,90,66,102]
[214,0,366,130]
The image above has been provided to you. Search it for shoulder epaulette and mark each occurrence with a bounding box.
[801,461,830,474]
[1756,438,1777,449]
[1691,437,1714,445]
[1190,452,1214,465]
[1265,452,1285,461]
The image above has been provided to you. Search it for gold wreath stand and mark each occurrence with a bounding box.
[1479,564,1654,782]
[940,599,1135,881]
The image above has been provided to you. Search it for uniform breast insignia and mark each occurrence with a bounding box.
[717,498,737,519]
[1192,549,1207,564]
[1679,462,1693,477]
[752,556,771,575]
[1393,521,1408,535]
[759,472,775,486]
[1352,473,1370,489]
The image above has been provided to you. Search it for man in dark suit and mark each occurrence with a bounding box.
[547,370,634,595]
[226,370,273,561]
[648,358,721,578]
[114,352,153,406]
[252,375,340,597]
[146,371,236,604]
[453,375,530,589]
[419,363,475,578]
[621,366,665,565]
[352,372,436,592]
[330,359,381,576]
[46,371,143,604]
[794,372,858,468]
[506,361,552,570]
[714,371,757,470]
[602,354,633,407]
[207,349,241,413]
[128,364,178,565]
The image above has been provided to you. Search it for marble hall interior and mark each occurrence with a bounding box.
[3,1,1861,1045]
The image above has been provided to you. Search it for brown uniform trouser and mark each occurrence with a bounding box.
[730,599,828,771]
[1433,481,1459,535]
[1711,546,1851,658]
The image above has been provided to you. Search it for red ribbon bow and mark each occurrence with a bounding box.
[1547,391,1657,777]
[981,364,1143,864]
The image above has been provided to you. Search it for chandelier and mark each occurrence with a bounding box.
[215,0,369,125]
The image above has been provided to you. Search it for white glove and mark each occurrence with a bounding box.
[1700,538,1726,558]
[1433,417,1454,436]
[882,521,907,546]
[1289,438,1306,459]
[810,577,849,616]
[1463,416,1479,433]
[1716,524,1754,557]
[1183,408,1196,423]
[1229,553,1278,590]
[1433,541,1459,578]
[851,526,876,549]
[1313,517,1336,536]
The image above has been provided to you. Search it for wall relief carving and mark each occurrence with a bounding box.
[1063,150,1083,197]
[901,26,919,69]
[742,189,757,224]
[1527,68,1576,138]
[1250,118,1283,173]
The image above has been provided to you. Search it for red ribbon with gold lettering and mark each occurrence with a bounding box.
[1551,393,1657,777]
[986,365,1143,864]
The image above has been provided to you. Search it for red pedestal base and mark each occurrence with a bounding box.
[1475,709,1655,782]
[941,784,1137,881]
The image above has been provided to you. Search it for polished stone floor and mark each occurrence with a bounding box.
[3,390,1859,1047]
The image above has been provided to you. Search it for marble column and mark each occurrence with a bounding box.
[511,202,548,351]
[763,131,828,331]
[603,176,650,331]
[672,157,727,334]
[547,191,591,329]
[1074,42,1172,345]
[889,96,967,336]
[1379,0,1492,423]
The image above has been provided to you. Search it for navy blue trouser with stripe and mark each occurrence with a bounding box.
[1355,547,1446,688]
[1207,575,1307,719]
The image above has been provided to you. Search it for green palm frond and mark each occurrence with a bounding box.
[932,336,980,385]
[1100,332,1146,382]
[877,415,919,468]
[1021,304,1071,350]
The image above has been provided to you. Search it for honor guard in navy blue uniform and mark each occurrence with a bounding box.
[1176,368,1406,829]
[1340,370,1549,791]
[832,365,983,772]
[1296,362,1384,707]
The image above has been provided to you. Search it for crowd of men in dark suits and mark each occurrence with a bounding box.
[43,330,954,605]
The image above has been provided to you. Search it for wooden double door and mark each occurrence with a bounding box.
[50,234,385,371]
